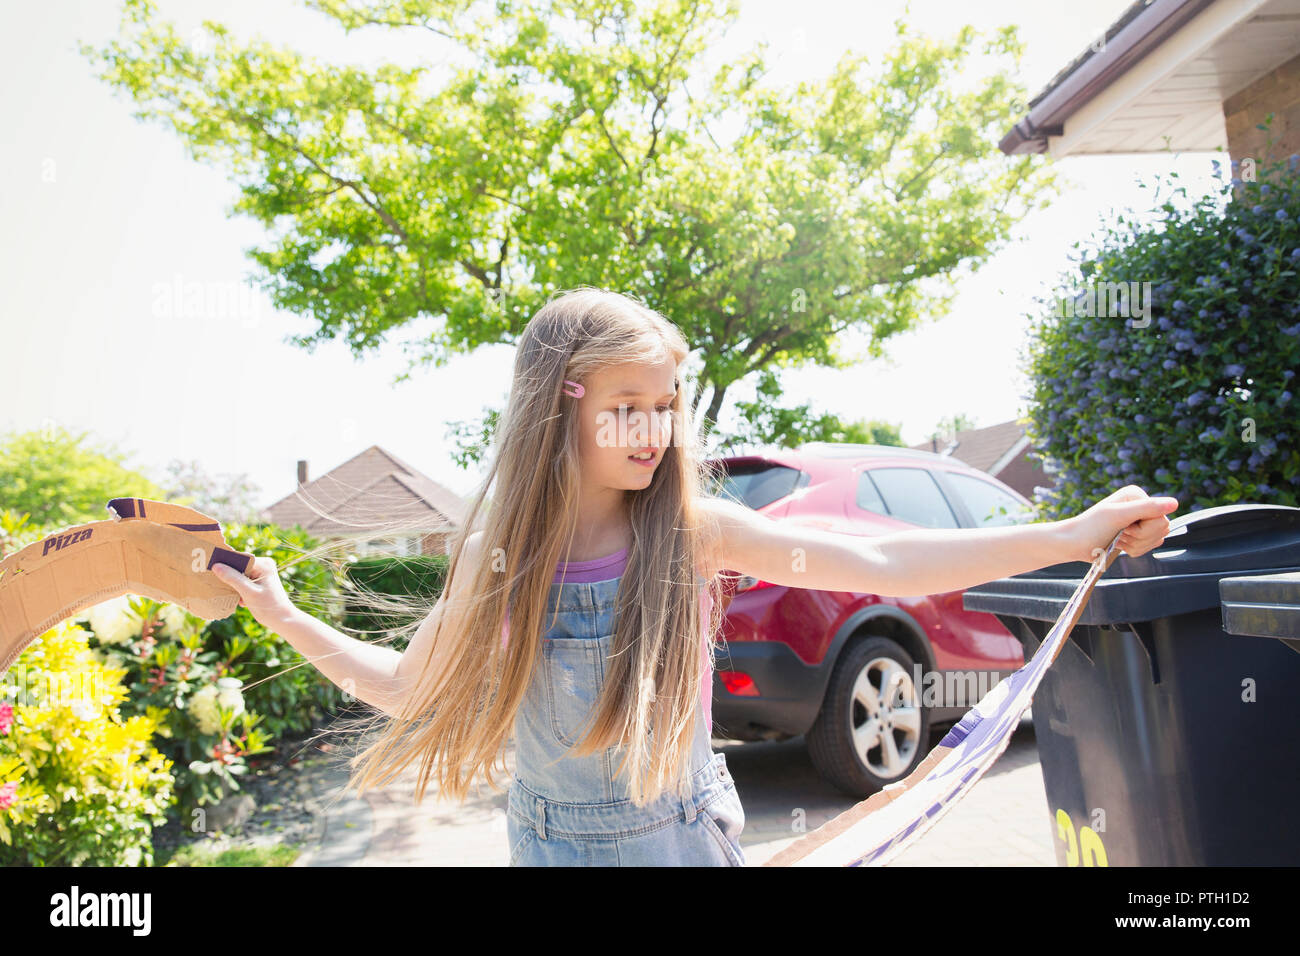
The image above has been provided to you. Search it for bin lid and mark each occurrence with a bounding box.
[962,503,1300,625]
[1221,570,1300,648]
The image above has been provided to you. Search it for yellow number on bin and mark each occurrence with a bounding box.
[1055,808,1108,866]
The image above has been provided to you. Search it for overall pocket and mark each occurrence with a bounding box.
[509,824,538,866]
[543,636,607,747]
[698,782,747,866]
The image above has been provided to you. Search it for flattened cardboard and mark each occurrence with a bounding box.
[763,531,1124,867]
[0,500,254,675]
[105,497,229,546]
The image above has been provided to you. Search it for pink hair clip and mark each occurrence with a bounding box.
[562,379,585,398]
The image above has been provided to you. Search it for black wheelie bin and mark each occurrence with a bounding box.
[962,503,1300,866]
[1221,569,1300,654]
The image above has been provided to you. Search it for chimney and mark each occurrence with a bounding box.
[297,460,309,485]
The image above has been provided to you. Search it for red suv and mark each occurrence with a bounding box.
[705,442,1035,798]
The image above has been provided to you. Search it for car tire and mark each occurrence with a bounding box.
[807,635,931,799]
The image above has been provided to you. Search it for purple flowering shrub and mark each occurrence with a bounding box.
[1023,152,1300,519]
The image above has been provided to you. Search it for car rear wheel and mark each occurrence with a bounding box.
[807,635,931,799]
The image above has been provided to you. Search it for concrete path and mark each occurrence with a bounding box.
[291,713,1058,866]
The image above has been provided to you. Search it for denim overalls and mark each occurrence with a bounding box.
[505,547,747,866]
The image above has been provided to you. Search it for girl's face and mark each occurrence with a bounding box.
[576,358,678,490]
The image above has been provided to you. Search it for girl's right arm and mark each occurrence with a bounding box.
[210,532,483,719]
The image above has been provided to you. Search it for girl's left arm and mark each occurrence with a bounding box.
[704,485,1179,598]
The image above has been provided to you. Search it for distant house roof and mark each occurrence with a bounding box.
[909,419,1032,475]
[260,445,467,538]
[1000,0,1296,157]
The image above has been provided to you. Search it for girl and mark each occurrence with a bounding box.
[211,286,1179,867]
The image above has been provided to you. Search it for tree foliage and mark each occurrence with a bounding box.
[86,0,1056,452]
[157,458,263,524]
[720,369,903,453]
[928,412,978,442]
[0,426,166,530]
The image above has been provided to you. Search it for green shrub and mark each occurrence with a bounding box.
[76,521,351,811]
[199,522,349,739]
[0,621,174,866]
[341,554,446,650]
[83,595,273,811]
[1,508,355,853]
[1023,152,1300,519]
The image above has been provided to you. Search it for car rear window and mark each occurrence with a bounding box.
[715,463,804,510]
[860,467,960,529]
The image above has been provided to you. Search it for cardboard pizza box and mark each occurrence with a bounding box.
[0,499,254,674]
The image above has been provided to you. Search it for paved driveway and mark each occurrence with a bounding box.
[732,713,1058,866]
[293,714,1058,866]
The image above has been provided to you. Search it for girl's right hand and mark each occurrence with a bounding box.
[210,556,298,628]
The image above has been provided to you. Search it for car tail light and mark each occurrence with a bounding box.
[718,671,759,696]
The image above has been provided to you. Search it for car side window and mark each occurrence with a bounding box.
[862,467,960,529]
[945,472,1028,528]
[855,471,887,516]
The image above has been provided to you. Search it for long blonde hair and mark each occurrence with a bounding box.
[324,287,728,808]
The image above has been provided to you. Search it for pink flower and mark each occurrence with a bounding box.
[0,702,12,736]
[0,782,17,811]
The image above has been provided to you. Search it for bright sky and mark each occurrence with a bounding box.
[1,0,1224,509]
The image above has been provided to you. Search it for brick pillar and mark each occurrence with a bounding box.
[421,531,452,555]
[1224,52,1300,176]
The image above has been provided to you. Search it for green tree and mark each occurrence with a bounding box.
[0,426,166,529]
[719,369,903,453]
[861,421,906,447]
[86,0,1056,453]
[445,407,501,472]
[928,412,979,442]
[158,458,263,524]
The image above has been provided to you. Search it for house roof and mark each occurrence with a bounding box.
[260,445,468,537]
[1000,0,1298,157]
[908,419,1032,474]
[1027,0,1161,111]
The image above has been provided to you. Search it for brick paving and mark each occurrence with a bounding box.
[291,713,1058,867]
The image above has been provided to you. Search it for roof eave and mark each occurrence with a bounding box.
[999,0,1218,157]
[998,120,1063,156]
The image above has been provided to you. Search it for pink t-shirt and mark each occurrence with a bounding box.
[500,547,715,729]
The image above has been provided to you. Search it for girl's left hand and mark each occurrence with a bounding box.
[1064,485,1180,563]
